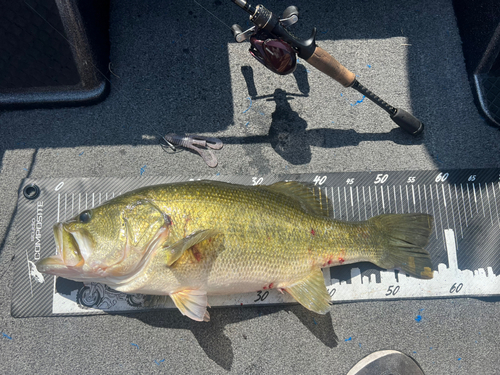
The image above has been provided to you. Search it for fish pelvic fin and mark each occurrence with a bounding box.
[370,214,434,279]
[285,269,332,315]
[170,289,210,322]
[161,229,220,266]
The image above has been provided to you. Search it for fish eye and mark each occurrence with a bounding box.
[79,211,92,224]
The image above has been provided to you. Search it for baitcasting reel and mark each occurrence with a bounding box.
[231,5,300,75]
[230,0,424,135]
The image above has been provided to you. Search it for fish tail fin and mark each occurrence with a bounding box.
[369,214,434,279]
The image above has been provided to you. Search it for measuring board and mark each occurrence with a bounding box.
[11,169,500,318]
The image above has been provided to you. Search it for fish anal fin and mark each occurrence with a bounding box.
[170,289,210,322]
[162,229,219,266]
[262,181,332,218]
[285,269,331,314]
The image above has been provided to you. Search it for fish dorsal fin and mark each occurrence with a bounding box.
[170,289,210,322]
[285,269,332,314]
[262,181,333,218]
[161,229,219,266]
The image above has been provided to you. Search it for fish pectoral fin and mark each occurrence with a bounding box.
[285,269,332,315]
[162,229,220,266]
[170,289,210,322]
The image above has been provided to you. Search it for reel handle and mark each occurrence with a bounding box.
[305,46,356,88]
[231,23,256,43]
[231,24,243,37]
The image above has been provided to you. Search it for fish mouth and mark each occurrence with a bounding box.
[36,223,85,277]
[36,254,66,274]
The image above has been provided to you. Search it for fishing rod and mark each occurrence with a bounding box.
[230,0,424,135]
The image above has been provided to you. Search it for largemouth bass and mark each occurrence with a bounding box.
[37,180,433,321]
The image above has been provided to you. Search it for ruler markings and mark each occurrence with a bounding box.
[344,186,348,220]
[423,185,430,226]
[393,186,397,214]
[85,193,88,210]
[406,185,410,213]
[71,193,74,218]
[350,186,354,219]
[434,185,446,252]
[331,187,336,219]
[64,194,67,221]
[467,184,473,219]
[363,186,367,220]
[386,186,391,213]
[380,186,385,213]
[322,187,327,216]
[356,187,361,221]
[412,185,416,211]
[493,182,500,229]
[486,183,494,226]
[418,185,422,213]
[441,184,450,229]
[338,185,342,217]
[473,183,478,214]
[448,185,457,238]
[455,184,464,238]
[99,192,101,206]
[369,186,373,218]
[428,185,438,240]
[57,194,60,223]
[494,181,499,228]
[338,187,342,219]
[396,185,400,213]
[375,185,380,216]
[479,183,486,217]
[459,183,466,235]
[322,186,327,208]
[460,184,467,227]
[399,185,404,213]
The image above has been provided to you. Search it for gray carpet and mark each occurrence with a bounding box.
[1,0,499,373]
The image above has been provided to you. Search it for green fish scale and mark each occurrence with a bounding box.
[136,181,378,294]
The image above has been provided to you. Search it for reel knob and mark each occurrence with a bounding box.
[280,6,299,26]
[282,5,299,19]
[231,24,244,41]
[231,24,256,43]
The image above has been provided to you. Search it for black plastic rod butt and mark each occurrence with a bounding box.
[390,108,424,135]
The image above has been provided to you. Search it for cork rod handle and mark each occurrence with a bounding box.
[305,46,356,88]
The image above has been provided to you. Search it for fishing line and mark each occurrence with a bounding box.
[23,1,125,102]
[22,0,173,141]
[192,0,234,30]
[25,0,229,163]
